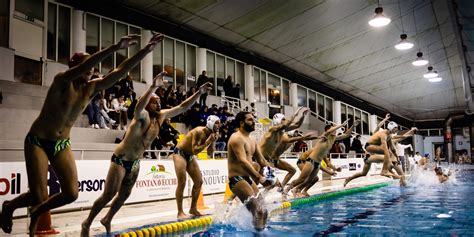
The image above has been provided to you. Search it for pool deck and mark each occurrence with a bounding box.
[3,174,402,237]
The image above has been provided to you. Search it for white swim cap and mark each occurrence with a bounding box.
[387,121,398,131]
[287,130,297,137]
[206,115,220,130]
[273,113,285,125]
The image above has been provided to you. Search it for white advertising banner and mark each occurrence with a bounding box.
[0,162,29,216]
[330,158,365,179]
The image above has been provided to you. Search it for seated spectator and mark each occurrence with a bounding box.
[175,85,186,104]
[98,92,116,129]
[111,94,128,130]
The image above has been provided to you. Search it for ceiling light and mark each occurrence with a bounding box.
[412,52,429,66]
[423,66,438,78]
[369,7,391,27]
[428,77,442,82]
[395,34,414,50]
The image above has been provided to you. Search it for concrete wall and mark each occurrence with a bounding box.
[423,136,443,158]
[454,134,471,157]
[0,47,14,82]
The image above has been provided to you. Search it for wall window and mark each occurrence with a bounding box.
[206,51,215,95]
[308,91,316,113]
[297,86,307,107]
[317,94,324,118]
[86,14,99,55]
[260,70,267,102]
[267,73,281,105]
[186,44,196,89]
[0,0,9,47]
[341,104,347,124]
[362,112,369,135]
[226,58,235,82]
[128,27,141,81]
[16,0,44,21]
[236,62,245,99]
[175,41,185,89]
[47,3,71,65]
[253,68,260,102]
[355,109,361,133]
[325,97,333,122]
[100,18,114,74]
[163,37,174,84]
[347,106,354,130]
[282,79,289,105]
[115,23,128,66]
[152,39,163,75]
[216,54,225,96]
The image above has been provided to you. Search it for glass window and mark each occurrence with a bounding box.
[128,27,141,81]
[101,18,114,75]
[355,109,362,134]
[176,41,185,89]
[206,52,215,95]
[418,130,428,137]
[14,55,42,85]
[47,3,56,61]
[164,37,174,84]
[260,70,267,102]
[253,68,260,102]
[326,97,333,122]
[216,55,225,96]
[0,0,9,47]
[16,0,44,21]
[308,91,316,113]
[86,14,99,55]
[226,58,235,81]
[267,73,281,105]
[347,107,354,130]
[115,23,128,66]
[297,86,307,107]
[341,104,346,124]
[282,79,289,105]
[317,94,324,118]
[186,44,196,90]
[362,112,369,135]
[152,40,163,76]
[236,62,245,99]
[57,6,70,65]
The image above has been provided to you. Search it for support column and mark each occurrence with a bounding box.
[72,10,86,53]
[141,30,152,84]
[244,64,254,101]
[333,101,341,124]
[369,115,378,134]
[290,83,298,108]
[196,48,207,76]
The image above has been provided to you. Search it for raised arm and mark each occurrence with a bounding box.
[285,132,317,143]
[392,128,417,142]
[58,35,140,82]
[286,107,309,131]
[134,72,167,119]
[93,34,164,91]
[374,113,390,133]
[336,119,360,141]
[159,82,212,124]
[191,130,217,154]
[322,119,348,137]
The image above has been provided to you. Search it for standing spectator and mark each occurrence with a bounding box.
[196,70,209,107]
[395,142,412,172]
[223,75,233,97]
[175,85,186,103]
[351,135,364,153]
[119,75,135,100]
[232,83,241,99]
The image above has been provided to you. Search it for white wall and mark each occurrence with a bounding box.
[413,134,424,155]
[454,134,471,157]
[0,47,14,82]
[423,136,443,158]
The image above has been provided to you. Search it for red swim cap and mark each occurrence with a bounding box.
[146,93,160,111]
[68,52,91,68]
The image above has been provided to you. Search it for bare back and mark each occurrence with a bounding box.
[114,110,160,161]
[308,135,336,163]
[30,77,98,139]
[228,131,257,178]
[366,130,388,146]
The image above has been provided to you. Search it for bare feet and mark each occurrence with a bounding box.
[100,217,111,233]
[0,201,13,233]
[380,170,400,179]
[28,208,39,237]
[189,209,204,217]
[291,189,300,199]
[343,178,350,187]
[80,221,90,237]
[301,191,310,197]
[177,212,190,219]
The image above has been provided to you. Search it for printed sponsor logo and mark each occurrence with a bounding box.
[136,164,177,188]
[48,165,105,194]
[349,163,357,171]
[201,169,227,186]
[0,173,21,195]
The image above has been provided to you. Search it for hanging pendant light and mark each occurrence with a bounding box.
[412,52,429,66]
[395,34,414,50]
[423,66,438,78]
[369,7,391,27]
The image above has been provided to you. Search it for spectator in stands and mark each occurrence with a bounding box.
[216,125,229,152]
[232,83,241,99]
[188,103,201,129]
[0,34,159,235]
[111,94,128,130]
[224,75,233,97]
[119,75,135,100]
[160,118,180,149]
[351,135,364,153]
[186,86,197,99]
[199,105,209,126]
[81,72,213,235]
[98,92,116,129]
[330,140,342,153]
[196,70,209,107]
[175,85,186,104]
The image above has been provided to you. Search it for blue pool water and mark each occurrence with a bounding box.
[192,169,474,236]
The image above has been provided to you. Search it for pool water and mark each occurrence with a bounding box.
[193,169,474,236]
